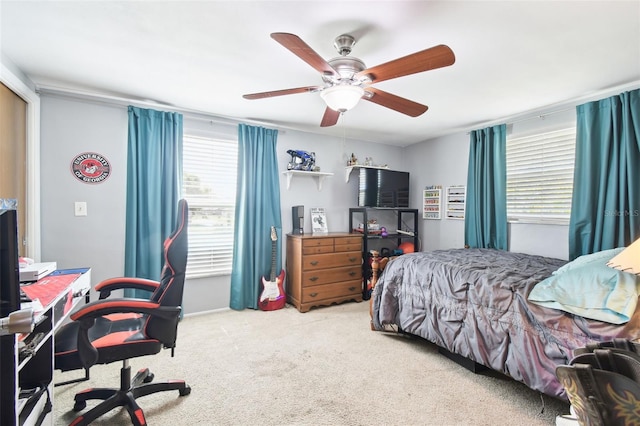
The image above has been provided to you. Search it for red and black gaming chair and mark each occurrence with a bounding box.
[55,199,191,426]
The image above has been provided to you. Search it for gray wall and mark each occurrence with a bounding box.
[276,131,403,236]
[404,132,469,252]
[40,96,128,298]
[39,93,402,313]
[38,92,577,314]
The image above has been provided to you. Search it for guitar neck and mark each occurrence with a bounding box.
[270,239,277,281]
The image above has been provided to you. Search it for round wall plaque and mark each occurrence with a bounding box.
[70,152,111,184]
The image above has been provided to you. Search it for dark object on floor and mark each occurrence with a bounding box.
[556,339,640,426]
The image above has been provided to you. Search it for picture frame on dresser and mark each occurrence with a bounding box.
[310,207,328,234]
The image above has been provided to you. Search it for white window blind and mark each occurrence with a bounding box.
[506,128,576,224]
[182,135,237,278]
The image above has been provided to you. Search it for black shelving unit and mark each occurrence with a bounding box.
[348,207,419,299]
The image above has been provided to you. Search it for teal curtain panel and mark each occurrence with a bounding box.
[465,124,508,250]
[569,89,640,260]
[125,106,183,298]
[230,124,282,310]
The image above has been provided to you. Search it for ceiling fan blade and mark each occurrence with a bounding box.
[243,86,321,100]
[320,107,340,127]
[356,44,455,84]
[363,87,428,117]
[271,33,339,77]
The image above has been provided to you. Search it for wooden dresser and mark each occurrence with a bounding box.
[286,233,362,312]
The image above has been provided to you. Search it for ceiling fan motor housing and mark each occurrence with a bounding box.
[333,34,356,56]
[324,56,367,84]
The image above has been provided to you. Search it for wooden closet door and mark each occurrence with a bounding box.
[0,82,27,256]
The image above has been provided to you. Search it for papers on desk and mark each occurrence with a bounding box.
[20,274,81,308]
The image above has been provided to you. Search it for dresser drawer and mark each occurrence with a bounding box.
[335,236,362,245]
[302,265,361,286]
[303,245,335,255]
[302,251,361,270]
[334,236,361,252]
[334,241,362,252]
[302,238,334,247]
[301,280,362,303]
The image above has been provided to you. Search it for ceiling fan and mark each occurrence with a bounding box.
[243,32,456,127]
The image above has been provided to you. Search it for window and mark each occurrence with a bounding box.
[506,128,576,224]
[182,135,237,278]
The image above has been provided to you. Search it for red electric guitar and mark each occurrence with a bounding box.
[259,226,286,311]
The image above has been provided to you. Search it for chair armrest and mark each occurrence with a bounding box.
[70,298,180,321]
[95,277,160,299]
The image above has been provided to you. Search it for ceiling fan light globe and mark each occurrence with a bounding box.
[320,85,364,112]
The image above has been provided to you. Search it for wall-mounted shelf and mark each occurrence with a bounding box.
[423,186,442,220]
[344,165,389,182]
[282,170,333,191]
[446,185,466,220]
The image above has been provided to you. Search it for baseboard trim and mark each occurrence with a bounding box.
[184,307,230,318]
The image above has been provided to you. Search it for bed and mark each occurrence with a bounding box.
[370,248,640,399]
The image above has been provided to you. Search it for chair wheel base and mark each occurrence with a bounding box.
[69,364,190,426]
[180,385,191,396]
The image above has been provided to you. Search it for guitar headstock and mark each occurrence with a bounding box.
[270,226,277,242]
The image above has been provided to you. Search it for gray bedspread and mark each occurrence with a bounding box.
[371,248,640,399]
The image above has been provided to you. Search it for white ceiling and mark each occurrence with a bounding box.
[1,1,639,146]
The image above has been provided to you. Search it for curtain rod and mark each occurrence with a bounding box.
[35,84,286,132]
[508,105,574,125]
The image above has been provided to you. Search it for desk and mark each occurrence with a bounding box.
[0,268,91,426]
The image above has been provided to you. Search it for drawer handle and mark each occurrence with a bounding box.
[310,261,319,266]
[348,257,358,262]
[348,271,357,276]
[349,286,356,291]
[309,292,318,298]
[309,276,319,282]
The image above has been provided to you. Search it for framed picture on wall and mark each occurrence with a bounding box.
[310,208,328,234]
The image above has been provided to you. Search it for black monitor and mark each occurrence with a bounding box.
[0,209,20,414]
[0,209,20,318]
[358,168,410,208]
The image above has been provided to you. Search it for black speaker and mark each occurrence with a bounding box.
[292,205,304,235]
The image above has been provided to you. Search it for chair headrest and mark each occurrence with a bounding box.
[154,199,188,304]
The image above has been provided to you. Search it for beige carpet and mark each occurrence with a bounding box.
[54,301,569,425]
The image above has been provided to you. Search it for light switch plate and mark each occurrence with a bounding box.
[74,201,87,216]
